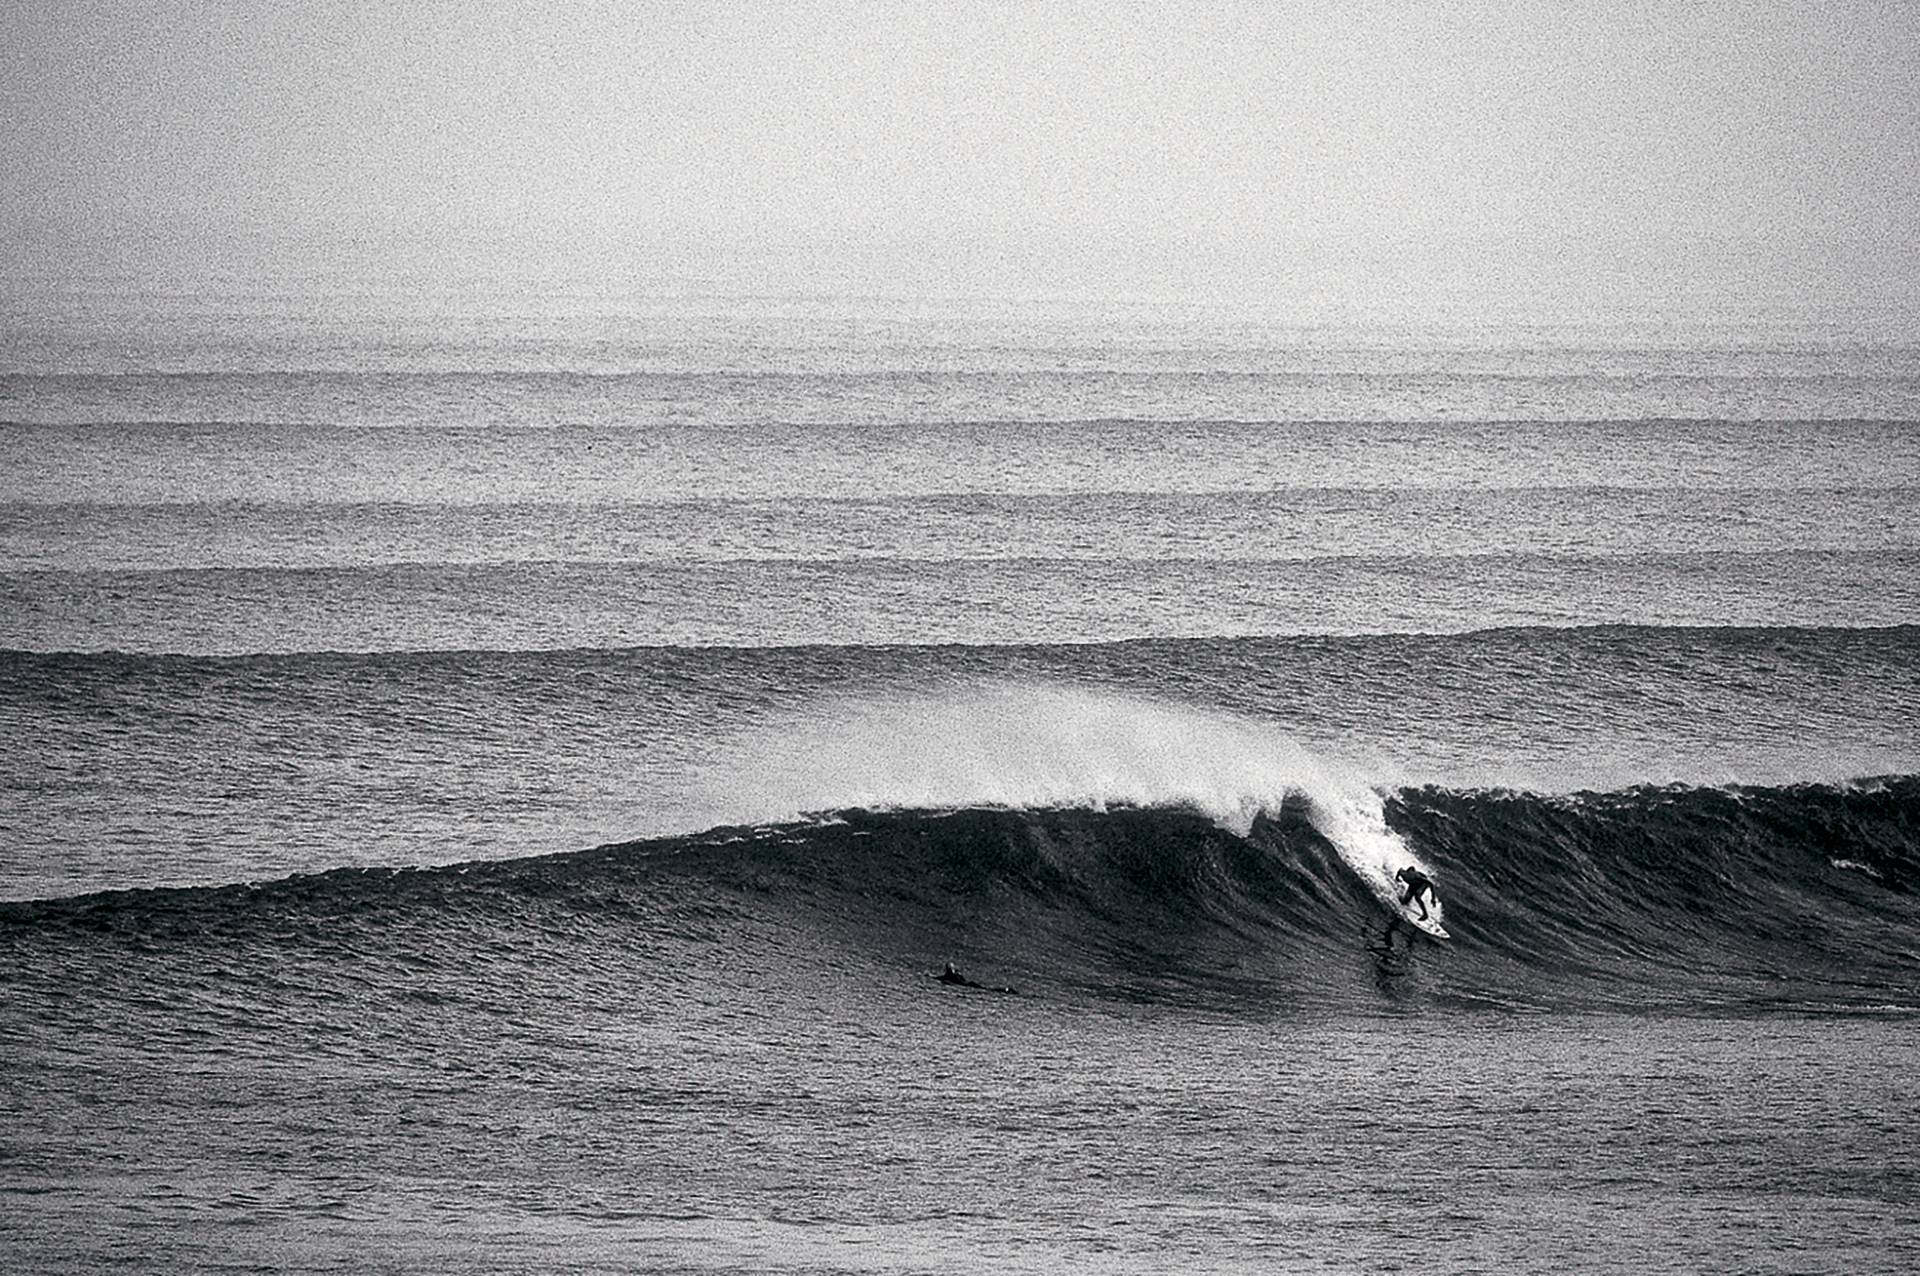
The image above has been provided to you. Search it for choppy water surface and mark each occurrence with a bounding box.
[2,293,1917,1272]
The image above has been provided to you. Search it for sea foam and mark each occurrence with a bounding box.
[693,680,1437,888]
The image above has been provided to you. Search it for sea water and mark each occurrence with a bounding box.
[2,291,1917,1272]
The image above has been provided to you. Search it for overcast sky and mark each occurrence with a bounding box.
[3,0,1915,311]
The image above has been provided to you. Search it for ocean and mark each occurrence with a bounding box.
[2,292,1917,1273]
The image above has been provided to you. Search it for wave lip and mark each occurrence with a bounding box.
[696,683,1417,844]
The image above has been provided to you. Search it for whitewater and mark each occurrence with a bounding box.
[695,684,1447,921]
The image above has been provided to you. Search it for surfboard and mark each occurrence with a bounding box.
[1390,889,1450,940]
[1399,905,1450,940]
[1372,870,1450,939]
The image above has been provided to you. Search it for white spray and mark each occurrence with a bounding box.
[690,681,1437,912]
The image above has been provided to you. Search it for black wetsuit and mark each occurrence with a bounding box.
[1397,868,1435,919]
[936,965,1014,994]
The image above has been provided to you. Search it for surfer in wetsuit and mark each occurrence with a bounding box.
[937,962,978,988]
[1395,865,1436,921]
[935,962,1016,994]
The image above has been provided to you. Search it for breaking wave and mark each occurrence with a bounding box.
[6,772,1915,1016]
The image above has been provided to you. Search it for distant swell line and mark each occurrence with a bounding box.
[6,416,1920,432]
[5,484,1920,512]
[4,547,1917,578]
[0,619,1914,670]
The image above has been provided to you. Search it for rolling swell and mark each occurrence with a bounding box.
[5,779,1917,1017]
[1382,780,1920,1009]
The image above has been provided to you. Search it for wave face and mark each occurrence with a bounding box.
[5,635,1916,901]
[5,780,1916,1016]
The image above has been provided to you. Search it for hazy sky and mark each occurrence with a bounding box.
[3,0,1915,311]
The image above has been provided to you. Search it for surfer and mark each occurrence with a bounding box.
[935,962,1016,994]
[937,962,980,988]
[1395,865,1436,921]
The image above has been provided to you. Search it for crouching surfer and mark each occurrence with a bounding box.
[1395,865,1436,920]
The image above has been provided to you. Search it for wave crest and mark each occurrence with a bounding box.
[693,681,1437,886]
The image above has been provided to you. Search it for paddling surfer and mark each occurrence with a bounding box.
[934,962,1016,994]
[936,962,978,987]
